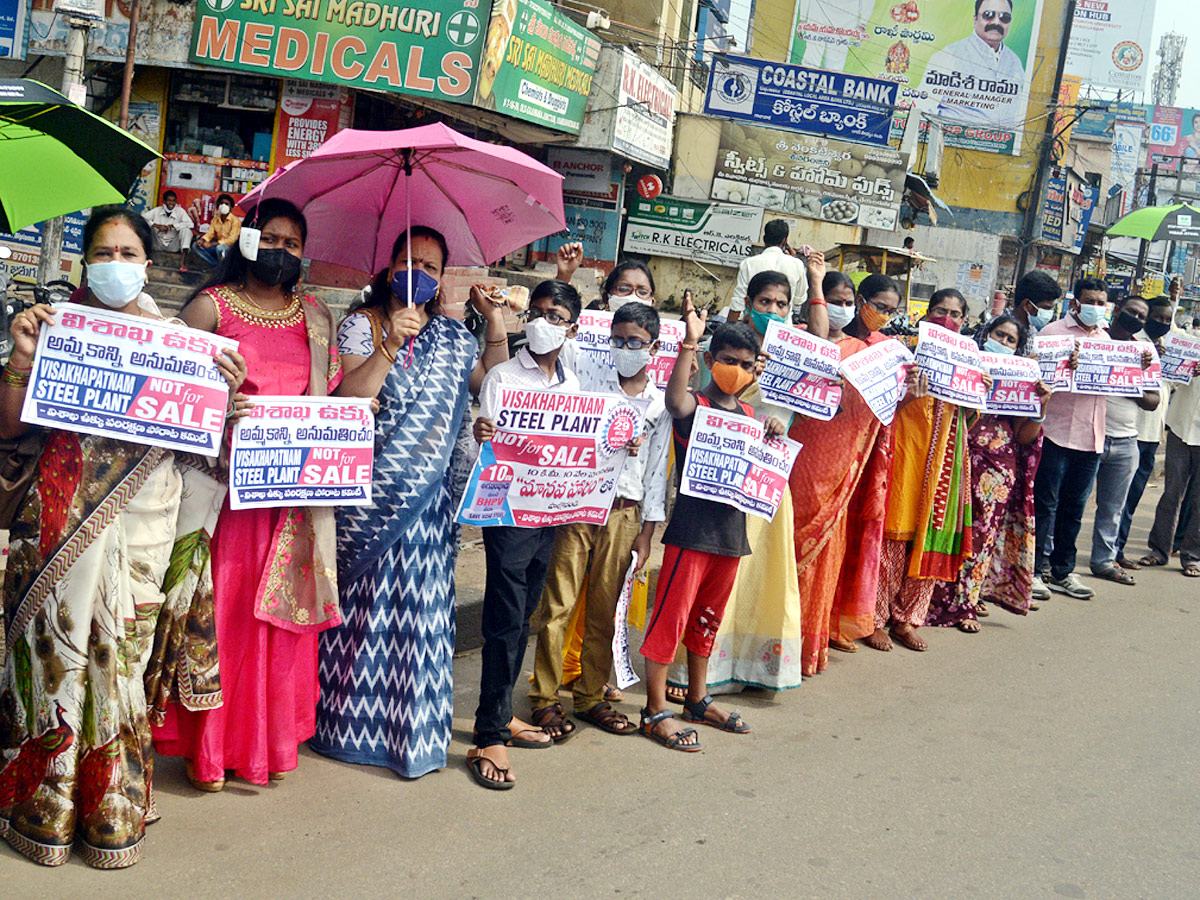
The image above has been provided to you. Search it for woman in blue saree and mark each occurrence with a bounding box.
[310,227,506,777]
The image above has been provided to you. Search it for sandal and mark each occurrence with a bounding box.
[466,747,515,791]
[974,600,989,617]
[889,624,928,652]
[1094,566,1135,585]
[507,718,554,750]
[575,702,636,735]
[1138,555,1167,567]
[638,708,702,752]
[1116,556,1142,571]
[603,683,624,703]
[531,703,576,743]
[828,636,857,653]
[681,694,751,734]
[186,760,224,793]
[1183,565,1200,578]
[956,620,981,634]
[665,684,687,704]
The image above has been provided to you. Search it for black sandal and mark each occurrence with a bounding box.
[638,708,702,752]
[681,694,751,734]
[531,703,576,743]
[466,748,515,791]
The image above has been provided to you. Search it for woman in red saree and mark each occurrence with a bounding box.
[789,273,901,676]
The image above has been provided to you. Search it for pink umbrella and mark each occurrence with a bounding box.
[240,123,566,274]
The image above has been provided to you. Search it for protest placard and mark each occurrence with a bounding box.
[914,321,988,409]
[22,305,237,455]
[572,309,685,390]
[611,553,640,691]
[1138,341,1163,392]
[759,320,843,420]
[678,405,802,521]
[1072,338,1145,396]
[456,388,649,528]
[839,338,913,426]
[229,397,375,510]
[1034,334,1075,390]
[1159,331,1200,383]
[980,352,1043,416]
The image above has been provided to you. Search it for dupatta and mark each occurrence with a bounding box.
[907,399,973,581]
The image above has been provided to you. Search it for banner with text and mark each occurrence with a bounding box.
[839,338,914,426]
[573,309,684,390]
[1072,338,1145,396]
[679,405,802,522]
[22,306,236,455]
[273,80,353,169]
[456,389,648,528]
[759,320,843,420]
[1064,0,1156,93]
[1159,331,1200,383]
[623,195,763,268]
[229,397,375,509]
[915,321,988,409]
[1034,333,1075,390]
[981,351,1042,415]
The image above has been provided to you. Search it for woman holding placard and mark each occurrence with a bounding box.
[927,314,1051,632]
[152,199,343,792]
[789,272,901,674]
[0,207,246,868]
[310,227,484,778]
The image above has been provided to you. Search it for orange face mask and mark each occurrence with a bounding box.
[859,300,891,332]
[711,361,754,396]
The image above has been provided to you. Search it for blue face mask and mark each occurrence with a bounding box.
[748,306,787,333]
[1029,305,1054,331]
[983,337,1015,356]
[1076,303,1106,327]
[390,268,439,306]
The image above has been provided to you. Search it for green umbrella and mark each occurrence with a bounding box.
[0,78,160,234]
[1105,202,1200,242]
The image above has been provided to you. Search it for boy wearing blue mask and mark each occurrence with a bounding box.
[1012,270,1061,354]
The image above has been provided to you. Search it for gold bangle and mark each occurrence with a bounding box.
[380,342,397,363]
[486,338,507,347]
[680,342,699,352]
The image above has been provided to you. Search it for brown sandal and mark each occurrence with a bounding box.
[575,701,636,735]
[889,624,928,652]
[828,636,857,653]
[531,703,576,743]
[603,683,624,703]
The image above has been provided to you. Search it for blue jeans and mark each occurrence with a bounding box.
[1090,435,1140,572]
[1034,437,1101,580]
[1115,439,1158,558]
[192,242,228,268]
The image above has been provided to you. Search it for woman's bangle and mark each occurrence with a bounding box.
[1029,414,1045,423]
[680,342,699,352]
[486,337,507,347]
[380,342,398,363]
[2,363,31,387]
[808,297,827,307]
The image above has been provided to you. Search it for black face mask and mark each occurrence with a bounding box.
[1143,319,1171,341]
[248,248,302,287]
[1114,310,1146,336]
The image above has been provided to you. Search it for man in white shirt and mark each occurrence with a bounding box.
[142,190,194,252]
[916,0,1026,127]
[1144,354,1200,576]
[729,219,808,323]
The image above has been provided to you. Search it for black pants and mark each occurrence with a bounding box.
[474,525,558,748]
[1033,437,1100,580]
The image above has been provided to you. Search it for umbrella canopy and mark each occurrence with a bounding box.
[240,123,566,272]
[0,79,160,234]
[1105,203,1200,243]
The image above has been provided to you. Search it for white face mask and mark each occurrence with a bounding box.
[86,260,147,308]
[611,347,651,377]
[217,203,231,216]
[609,294,651,313]
[525,316,568,354]
[826,303,856,330]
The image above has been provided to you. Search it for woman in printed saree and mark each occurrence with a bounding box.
[311,227,497,777]
[871,288,976,654]
[790,273,901,675]
[152,199,342,792]
[927,314,1049,632]
[0,208,245,867]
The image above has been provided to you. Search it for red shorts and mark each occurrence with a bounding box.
[639,544,741,664]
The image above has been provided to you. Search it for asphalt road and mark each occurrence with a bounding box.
[1,484,1197,899]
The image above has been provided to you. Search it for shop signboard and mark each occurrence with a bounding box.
[273,80,353,168]
[538,148,622,270]
[710,120,905,231]
[189,0,488,104]
[29,0,192,67]
[1,0,29,58]
[704,54,897,147]
[1041,167,1067,246]
[1064,0,1156,92]
[575,45,678,170]
[473,0,600,133]
[623,196,762,269]
[1072,183,1099,253]
[0,215,85,284]
[1110,121,1144,217]
[788,0,1046,155]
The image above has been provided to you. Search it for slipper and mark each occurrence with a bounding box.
[974,600,989,617]
[681,694,751,734]
[889,625,928,652]
[507,720,554,750]
[1116,556,1142,571]
[638,708,702,752]
[575,702,636,735]
[1138,555,1167,567]
[828,636,857,653]
[466,748,514,791]
[665,685,687,705]
[603,683,624,703]
[1184,565,1200,578]
[1094,566,1135,585]
[956,620,981,634]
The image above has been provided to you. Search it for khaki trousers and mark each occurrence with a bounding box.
[528,505,641,712]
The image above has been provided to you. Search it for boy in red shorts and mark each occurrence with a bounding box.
[639,298,785,751]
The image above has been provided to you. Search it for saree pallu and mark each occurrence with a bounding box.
[928,418,1038,624]
[313,314,477,778]
[1,433,179,868]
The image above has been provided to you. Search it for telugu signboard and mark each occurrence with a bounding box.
[574,45,677,169]
[473,0,600,133]
[623,195,763,268]
[704,53,897,147]
[788,0,1046,155]
[1064,0,1156,92]
[711,120,905,230]
[190,0,487,104]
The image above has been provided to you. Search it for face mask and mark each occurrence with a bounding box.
[87,260,147,308]
[1144,319,1172,341]
[612,347,651,378]
[859,300,890,332]
[608,294,651,313]
[748,306,787,334]
[983,337,1015,356]
[217,204,231,216]
[248,248,302,287]
[1114,310,1146,335]
[710,361,754,396]
[927,313,962,333]
[1028,304,1054,331]
[1076,303,1105,327]
[525,316,568,354]
[390,268,439,306]
[826,304,856,331]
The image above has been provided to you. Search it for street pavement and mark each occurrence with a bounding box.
[1,484,1197,899]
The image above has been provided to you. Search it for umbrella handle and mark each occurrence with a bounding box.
[405,336,415,369]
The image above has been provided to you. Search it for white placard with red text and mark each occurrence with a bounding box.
[1071,338,1145,397]
[914,321,988,409]
[1137,341,1163,392]
[980,352,1042,416]
[1159,332,1200,384]
[839,338,913,426]
[679,405,802,521]
[1034,334,1075,391]
[759,320,843,421]
[572,308,684,389]
[229,396,375,509]
[22,304,237,455]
